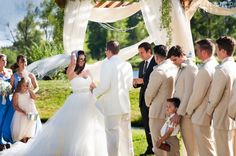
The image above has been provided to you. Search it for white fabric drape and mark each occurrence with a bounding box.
[186,0,236,19]
[140,0,194,56]
[63,0,93,53]
[89,3,140,23]
[199,0,236,16]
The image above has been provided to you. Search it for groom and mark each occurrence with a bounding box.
[90,40,134,156]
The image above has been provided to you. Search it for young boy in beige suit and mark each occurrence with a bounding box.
[156,97,181,156]
[186,39,218,156]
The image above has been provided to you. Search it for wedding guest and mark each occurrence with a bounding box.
[167,45,198,156]
[156,97,181,156]
[2,55,40,143]
[206,36,236,156]
[186,39,217,156]
[133,42,156,155]
[145,45,177,156]
[0,54,12,150]
[11,77,38,143]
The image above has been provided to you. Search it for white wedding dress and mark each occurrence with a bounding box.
[0,76,108,156]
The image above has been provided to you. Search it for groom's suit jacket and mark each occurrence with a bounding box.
[93,55,133,116]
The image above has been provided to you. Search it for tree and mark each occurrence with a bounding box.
[39,0,64,44]
[191,9,236,42]
[86,22,108,60]
[14,3,43,61]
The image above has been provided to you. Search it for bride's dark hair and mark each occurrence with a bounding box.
[74,50,86,75]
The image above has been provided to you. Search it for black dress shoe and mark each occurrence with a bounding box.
[5,143,11,149]
[139,150,154,156]
[0,144,4,151]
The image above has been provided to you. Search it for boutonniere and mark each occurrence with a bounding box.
[180,63,187,70]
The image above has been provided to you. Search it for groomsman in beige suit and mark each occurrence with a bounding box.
[229,81,236,120]
[145,45,177,156]
[206,36,236,156]
[186,39,218,156]
[167,45,198,156]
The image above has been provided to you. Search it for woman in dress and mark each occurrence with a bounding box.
[11,77,39,143]
[2,55,40,143]
[1,50,107,156]
[0,54,13,150]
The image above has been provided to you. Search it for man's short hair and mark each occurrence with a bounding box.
[106,40,120,55]
[167,45,184,58]
[153,45,167,58]
[195,39,215,56]
[216,36,236,56]
[138,42,152,54]
[167,97,181,108]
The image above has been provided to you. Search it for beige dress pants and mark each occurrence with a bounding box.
[149,118,167,156]
[180,116,199,156]
[166,136,180,156]
[214,129,235,156]
[193,124,216,156]
[104,114,134,156]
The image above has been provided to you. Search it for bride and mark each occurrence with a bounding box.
[1,50,107,156]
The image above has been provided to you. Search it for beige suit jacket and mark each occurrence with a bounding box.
[207,57,236,130]
[174,59,198,116]
[228,80,236,120]
[186,57,218,126]
[145,59,177,119]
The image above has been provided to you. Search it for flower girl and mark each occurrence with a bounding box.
[11,77,38,143]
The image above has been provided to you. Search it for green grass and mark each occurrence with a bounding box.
[132,129,149,156]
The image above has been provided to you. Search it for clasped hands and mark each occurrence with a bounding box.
[133,78,144,86]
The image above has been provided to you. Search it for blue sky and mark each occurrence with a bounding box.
[0,0,42,47]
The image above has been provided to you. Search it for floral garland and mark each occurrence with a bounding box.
[160,0,172,46]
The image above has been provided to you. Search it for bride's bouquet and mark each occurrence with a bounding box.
[0,80,12,104]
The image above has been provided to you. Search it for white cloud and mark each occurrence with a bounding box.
[0,0,42,47]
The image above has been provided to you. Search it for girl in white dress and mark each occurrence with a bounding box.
[11,77,38,143]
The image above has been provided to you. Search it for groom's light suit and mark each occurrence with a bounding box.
[93,55,133,156]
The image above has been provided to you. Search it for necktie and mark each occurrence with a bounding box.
[143,61,148,74]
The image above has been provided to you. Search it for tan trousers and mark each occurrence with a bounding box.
[180,116,199,156]
[193,124,216,156]
[166,136,180,156]
[234,130,236,155]
[104,114,134,156]
[214,129,235,156]
[149,118,167,156]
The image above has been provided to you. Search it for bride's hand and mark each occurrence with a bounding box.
[90,82,96,90]
[70,52,77,64]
